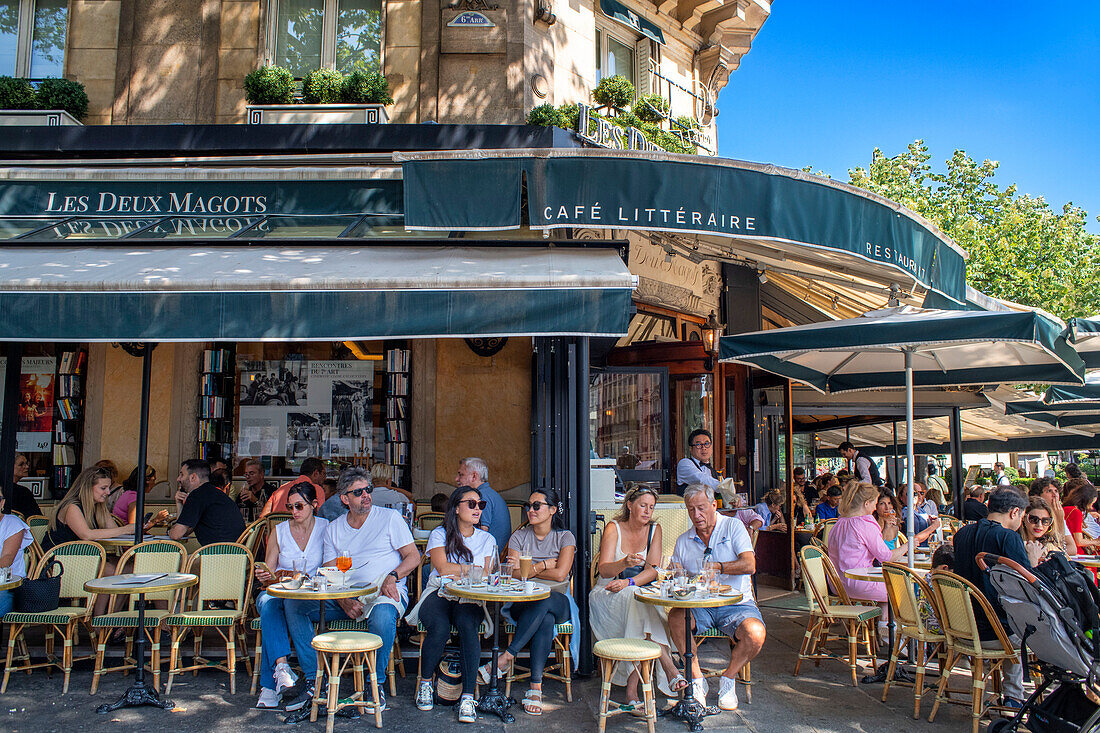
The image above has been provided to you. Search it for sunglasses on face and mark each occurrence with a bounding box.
[692,440,712,448]
[460,499,487,511]
[1027,515,1053,527]
[286,502,310,512]
[524,501,551,512]
[344,486,372,498]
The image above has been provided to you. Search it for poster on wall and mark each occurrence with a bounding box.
[17,356,55,454]
[237,360,373,460]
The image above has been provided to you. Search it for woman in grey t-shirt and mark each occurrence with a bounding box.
[477,488,574,715]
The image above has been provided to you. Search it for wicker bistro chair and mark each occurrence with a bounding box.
[1,540,106,693]
[794,545,881,686]
[415,513,444,531]
[24,515,49,553]
[926,569,1020,733]
[594,638,660,733]
[90,540,188,694]
[816,518,839,548]
[880,562,947,719]
[164,542,254,695]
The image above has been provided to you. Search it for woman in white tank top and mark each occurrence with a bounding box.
[252,481,329,708]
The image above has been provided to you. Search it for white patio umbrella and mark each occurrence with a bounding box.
[719,306,1085,568]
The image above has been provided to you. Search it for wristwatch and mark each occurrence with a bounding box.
[388,570,400,581]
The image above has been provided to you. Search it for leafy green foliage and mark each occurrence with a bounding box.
[35,78,88,121]
[527,103,564,127]
[244,66,295,105]
[633,94,669,123]
[848,140,1100,320]
[0,77,37,110]
[340,70,393,105]
[302,68,344,104]
[592,75,634,110]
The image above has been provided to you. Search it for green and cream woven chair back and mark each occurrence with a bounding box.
[416,513,444,531]
[819,518,838,548]
[189,542,253,610]
[927,569,984,656]
[119,540,187,611]
[47,540,107,606]
[235,517,268,554]
[798,545,829,613]
[25,515,49,550]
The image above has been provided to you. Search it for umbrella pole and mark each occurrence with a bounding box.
[905,347,915,570]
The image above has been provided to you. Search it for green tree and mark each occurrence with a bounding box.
[848,140,1100,320]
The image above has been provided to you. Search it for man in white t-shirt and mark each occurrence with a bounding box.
[669,483,766,713]
[283,467,420,711]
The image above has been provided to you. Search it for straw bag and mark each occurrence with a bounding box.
[14,558,63,613]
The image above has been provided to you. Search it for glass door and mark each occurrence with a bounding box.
[589,367,670,493]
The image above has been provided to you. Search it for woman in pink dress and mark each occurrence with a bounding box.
[828,482,939,603]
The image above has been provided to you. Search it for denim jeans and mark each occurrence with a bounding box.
[283,598,401,686]
[0,589,12,618]
[256,592,292,691]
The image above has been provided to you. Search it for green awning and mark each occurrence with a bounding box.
[600,0,665,45]
[401,152,969,304]
[1072,316,1100,369]
[0,246,634,341]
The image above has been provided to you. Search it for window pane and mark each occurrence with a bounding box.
[29,0,67,78]
[275,0,323,78]
[0,2,17,75]
[335,0,381,74]
[604,35,634,87]
[589,372,663,470]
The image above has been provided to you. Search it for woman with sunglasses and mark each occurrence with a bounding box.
[590,486,685,709]
[252,480,328,710]
[473,488,574,715]
[1018,495,1065,562]
[416,488,497,724]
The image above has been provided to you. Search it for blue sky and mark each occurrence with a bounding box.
[716,1,1100,232]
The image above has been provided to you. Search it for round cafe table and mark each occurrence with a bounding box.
[84,572,198,714]
[0,576,24,592]
[635,586,743,732]
[266,578,378,634]
[448,579,550,723]
[267,578,378,723]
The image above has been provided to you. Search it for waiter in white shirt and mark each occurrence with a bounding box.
[676,429,720,496]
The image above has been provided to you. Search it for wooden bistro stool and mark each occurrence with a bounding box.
[310,631,384,732]
[594,638,660,733]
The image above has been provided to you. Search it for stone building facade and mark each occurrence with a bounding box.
[28,0,770,140]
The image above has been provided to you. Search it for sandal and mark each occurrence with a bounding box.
[523,689,543,716]
[669,674,688,693]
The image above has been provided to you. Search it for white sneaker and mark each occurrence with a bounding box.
[718,675,739,711]
[415,679,435,711]
[457,694,477,723]
[255,687,279,709]
[692,678,708,707]
[274,662,297,695]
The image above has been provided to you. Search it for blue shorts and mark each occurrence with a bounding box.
[692,602,764,639]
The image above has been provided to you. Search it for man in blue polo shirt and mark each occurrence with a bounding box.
[668,483,766,712]
[453,456,510,549]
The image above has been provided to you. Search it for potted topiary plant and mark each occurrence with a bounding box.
[0,76,86,125]
[245,66,391,124]
[592,75,635,112]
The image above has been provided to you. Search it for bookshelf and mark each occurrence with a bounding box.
[384,347,410,489]
[198,345,235,463]
[53,348,87,493]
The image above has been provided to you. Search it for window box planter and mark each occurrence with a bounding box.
[0,109,82,126]
[246,104,389,124]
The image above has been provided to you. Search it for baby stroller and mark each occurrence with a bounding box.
[979,552,1100,732]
